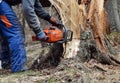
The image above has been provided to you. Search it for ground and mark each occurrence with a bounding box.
[0,58,120,83]
[0,32,120,83]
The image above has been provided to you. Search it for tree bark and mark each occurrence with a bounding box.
[105,0,120,31]
[112,0,120,31]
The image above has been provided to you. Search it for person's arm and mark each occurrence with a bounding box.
[34,0,51,21]
[22,0,58,40]
[34,0,58,25]
[22,0,47,39]
[22,0,41,30]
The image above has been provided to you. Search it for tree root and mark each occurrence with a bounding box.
[80,30,120,66]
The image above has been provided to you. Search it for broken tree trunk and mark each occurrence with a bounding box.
[49,0,110,57]
[87,0,110,53]
[80,0,120,65]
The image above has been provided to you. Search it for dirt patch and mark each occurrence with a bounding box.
[0,57,120,83]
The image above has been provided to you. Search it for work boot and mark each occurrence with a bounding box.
[2,61,11,69]
[0,69,11,74]
[11,65,28,73]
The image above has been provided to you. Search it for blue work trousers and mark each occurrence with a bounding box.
[0,1,27,72]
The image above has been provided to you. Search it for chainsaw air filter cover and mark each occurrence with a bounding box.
[43,26,64,43]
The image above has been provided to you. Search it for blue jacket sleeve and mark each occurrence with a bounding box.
[35,0,51,21]
[22,0,51,29]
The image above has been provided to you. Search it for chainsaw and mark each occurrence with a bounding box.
[32,24,73,43]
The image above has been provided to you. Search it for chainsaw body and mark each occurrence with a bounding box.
[43,26,63,43]
[32,24,73,43]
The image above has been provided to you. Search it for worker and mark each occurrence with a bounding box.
[0,0,27,73]
[0,0,58,73]
[22,0,58,41]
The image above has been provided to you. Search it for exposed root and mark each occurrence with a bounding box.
[109,54,120,65]
[80,30,120,66]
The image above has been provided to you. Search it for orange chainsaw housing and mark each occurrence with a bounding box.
[43,26,64,43]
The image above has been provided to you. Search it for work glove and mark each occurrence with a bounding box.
[33,27,48,41]
[36,31,48,41]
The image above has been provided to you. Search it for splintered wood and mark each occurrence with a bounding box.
[49,0,110,58]
[87,0,110,53]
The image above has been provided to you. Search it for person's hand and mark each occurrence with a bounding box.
[49,17,58,26]
[50,17,58,24]
[33,27,48,41]
[36,30,48,41]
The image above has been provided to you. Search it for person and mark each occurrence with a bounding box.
[22,0,58,41]
[0,0,58,73]
[0,0,27,72]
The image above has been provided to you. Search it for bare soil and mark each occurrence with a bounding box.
[0,58,120,83]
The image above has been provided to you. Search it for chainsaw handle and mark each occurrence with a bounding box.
[52,21,64,29]
[57,24,73,43]
[57,24,68,43]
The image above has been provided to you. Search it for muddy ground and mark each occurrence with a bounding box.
[0,32,120,83]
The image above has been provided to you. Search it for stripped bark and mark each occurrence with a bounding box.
[87,0,110,53]
[49,0,110,57]
[80,0,120,65]
[49,0,120,66]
